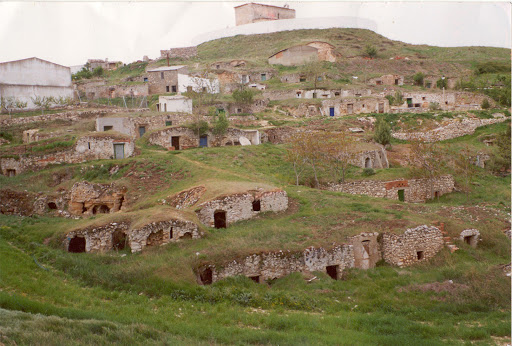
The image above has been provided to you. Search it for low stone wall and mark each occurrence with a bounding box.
[0,189,69,216]
[381,225,444,267]
[0,134,135,176]
[459,229,480,248]
[64,218,200,253]
[326,175,455,203]
[160,46,197,59]
[196,189,288,228]
[347,232,381,269]
[197,244,354,284]
[69,181,126,216]
[164,186,206,209]
[392,117,507,142]
[0,108,149,127]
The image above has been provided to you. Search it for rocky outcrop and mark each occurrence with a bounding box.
[69,181,126,215]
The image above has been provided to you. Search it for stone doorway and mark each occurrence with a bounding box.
[249,275,260,283]
[180,232,192,239]
[6,169,16,177]
[48,202,58,210]
[416,250,424,260]
[68,236,86,253]
[361,240,371,270]
[252,199,261,212]
[171,136,180,150]
[112,230,127,251]
[214,210,227,229]
[364,157,372,168]
[398,189,405,202]
[326,265,339,280]
[92,204,110,214]
[464,235,477,247]
[147,230,164,247]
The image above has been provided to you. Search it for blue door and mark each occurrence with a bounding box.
[199,135,208,148]
[329,107,335,117]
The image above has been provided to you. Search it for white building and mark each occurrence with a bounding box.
[0,57,74,109]
[178,74,220,94]
[158,95,193,113]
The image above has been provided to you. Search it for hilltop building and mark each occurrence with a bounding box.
[235,3,295,26]
[145,65,220,95]
[0,57,74,109]
[87,59,122,71]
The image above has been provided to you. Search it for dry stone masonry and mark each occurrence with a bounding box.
[69,181,126,216]
[327,175,455,203]
[392,117,507,142]
[459,229,480,248]
[197,244,354,284]
[380,225,444,267]
[64,218,200,253]
[196,189,288,228]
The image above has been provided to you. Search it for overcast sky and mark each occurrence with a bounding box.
[0,1,510,67]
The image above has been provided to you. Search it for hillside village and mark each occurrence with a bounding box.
[0,2,511,344]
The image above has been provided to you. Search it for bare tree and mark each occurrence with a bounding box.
[0,97,15,116]
[31,96,55,115]
[302,58,324,91]
[453,145,478,203]
[409,139,445,200]
[286,136,308,186]
[323,131,355,183]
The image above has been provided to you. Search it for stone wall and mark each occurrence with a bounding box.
[326,175,455,203]
[64,218,200,253]
[0,108,148,127]
[197,244,353,284]
[347,232,381,269]
[195,189,288,228]
[380,225,444,267]
[160,46,197,59]
[392,117,507,142]
[348,146,389,169]
[146,69,181,95]
[390,91,493,112]
[368,74,404,86]
[69,181,126,216]
[321,97,389,116]
[76,82,148,100]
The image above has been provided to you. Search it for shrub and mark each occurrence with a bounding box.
[413,72,425,86]
[232,89,253,104]
[364,44,377,58]
[481,99,490,109]
[373,118,392,146]
[362,168,375,176]
[436,78,448,89]
[429,102,440,111]
[211,113,229,136]
[188,120,210,136]
[92,67,104,77]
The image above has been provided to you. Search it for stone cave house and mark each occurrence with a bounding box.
[268,41,337,66]
[196,189,288,229]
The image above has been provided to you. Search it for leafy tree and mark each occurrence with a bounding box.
[211,113,229,136]
[232,88,253,104]
[14,99,28,111]
[287,131,324,188]
[364,44,377,58]
[72,67,92,81]
[436,78,448,89]
[481,98,490,109]
[387,90,404,106]
[373,118,392,147]
[0,97,15,115]
[413,72,425,86]
[188,120,210,137]
[92,66,104,77]
[302,59,324,90]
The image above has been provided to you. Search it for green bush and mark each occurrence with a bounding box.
[481,99,490,109]
[211,113,229,136]
[232,89,253,104]
[362,168,375,176]
[436,78,448,89]
[373,118,392,146]
[92,66,104,77]
[413,72,425,86]
[364,44,377,58]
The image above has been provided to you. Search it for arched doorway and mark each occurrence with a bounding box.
[68,236,86,253]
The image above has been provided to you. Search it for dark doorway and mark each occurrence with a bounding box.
[365,157,371,168]
[214,210,227,229]
[398,189,405,202]
[68,237,86,253]
[92,205,110,214]
[416,251,424,260]
[326,265,339,280]
[395,79,399,85]
[103,126,113,131]
[138,126,146,137]
[180,232,192,239]
[48,202,57,210]
[171,136,180,150]
[6,169,16,177]
[252,200,261,212]
[200,268,213,285]
[146,230,164,246]
[434,191,440,199]
[169,227,173,239]
[112,230,127,251]
[249,275,260,283]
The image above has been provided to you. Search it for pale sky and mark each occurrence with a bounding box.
[0,1,510,67]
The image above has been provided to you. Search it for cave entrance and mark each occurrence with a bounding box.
[68,236,86,253]
[147,230,164,246]
[214,210,227,229]
[92,204,110,215]
[416,250,424,260]
[249,275,260,283]
[326,265,339,280]
[200,268,213,285]
[48,202,57,210]
[180,232,192,239]
[112,230,127,251]
[252,199,261,212]
[464,235,477,247]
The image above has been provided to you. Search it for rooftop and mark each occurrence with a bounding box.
[146,65,186,72]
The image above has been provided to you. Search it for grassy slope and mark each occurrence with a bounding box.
[1,118,510,343]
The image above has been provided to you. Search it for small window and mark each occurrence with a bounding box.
[165,120,172,126]
[422,97,426,101]
[172,85,177,93]
[252,200,261,211]
[237,108,242,113]
[166,86,170,92]
[300,77,306,82]
[103,126,113,131]
[317,76,322,81]
[202,87,206,92]
[334,91,340,96]
[160,72,164,79]
[143,77,148,82]
[416,251,424,260]
[88,142,91,149]
[312,93,317,99]
[216,65,220,69]
[261,73,266,81]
